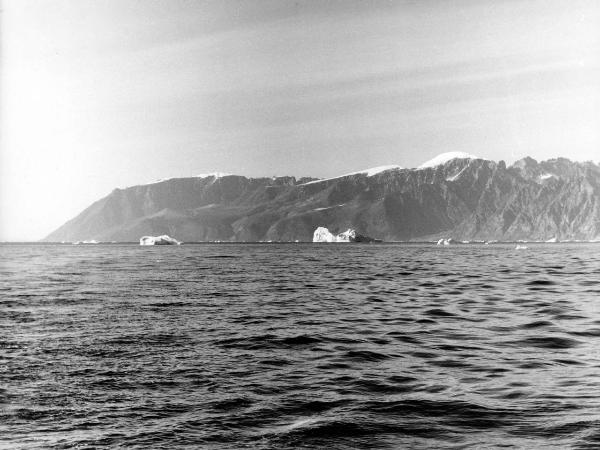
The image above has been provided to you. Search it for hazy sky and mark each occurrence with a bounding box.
[1,0,599,240]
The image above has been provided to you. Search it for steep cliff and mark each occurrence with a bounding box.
[44,156,600,242]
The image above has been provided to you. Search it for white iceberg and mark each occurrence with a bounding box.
[139,235,182,245]
[313,227,337,242]
[515,244,528,250]
[312,227,378,243]
[545,237,559,243]
[73,239,100,245]
[436,238,452,246]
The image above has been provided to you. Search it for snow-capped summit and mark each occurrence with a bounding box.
[418,152,483,169]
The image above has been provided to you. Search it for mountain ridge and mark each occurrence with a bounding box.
[44,154,600,242]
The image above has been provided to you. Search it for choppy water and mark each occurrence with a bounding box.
[2,243,600,449]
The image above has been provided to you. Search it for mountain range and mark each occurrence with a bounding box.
[44,152,600,242]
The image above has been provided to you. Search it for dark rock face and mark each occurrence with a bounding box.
[44,158,600,242]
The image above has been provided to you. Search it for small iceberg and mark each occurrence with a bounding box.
[140,235,182,245]
[545,237,559,243]
[436,238,453,246]
[312,227,379,243]
[515,244,528,250]
[73,239,100,245]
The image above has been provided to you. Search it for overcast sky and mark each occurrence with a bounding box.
[1,0,599,241]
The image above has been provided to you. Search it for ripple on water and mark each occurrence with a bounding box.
[1,242,600,449]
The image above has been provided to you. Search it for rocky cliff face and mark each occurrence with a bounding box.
[44,157,600,242]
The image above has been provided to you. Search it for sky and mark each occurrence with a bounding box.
[1,0,599,241]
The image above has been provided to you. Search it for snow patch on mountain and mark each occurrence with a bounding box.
[139,172,232,187]
[140,177,176,185]
[418,152,483,169]
[313,204,345,212]
[539,173,555,180]
[196,172,232,179]
[301,165,402,185]
[361,165,403,176]
[446,165,470,182]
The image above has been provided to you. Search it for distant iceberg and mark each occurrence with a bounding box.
[545,237,559,243]
[515,244,528,250]
[73,239,100,245]
[140,235,182,245]
[313,227,379,243]
[436,238,453,246]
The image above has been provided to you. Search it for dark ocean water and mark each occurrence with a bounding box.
[2,243,600,449]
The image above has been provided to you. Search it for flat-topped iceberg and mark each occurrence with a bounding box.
[140,235,182,245]
[313,227,379,243]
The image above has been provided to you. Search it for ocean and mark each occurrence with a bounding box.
[2,243,600,449]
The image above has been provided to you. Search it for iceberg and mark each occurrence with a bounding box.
[515,244,528,250]
[312,227,379,243]
[313,227,336,242]
[545,237,559,243]
[436,238,453,246]
[139,235,182,245]
[73,239,100,245]
[337,229,358,242]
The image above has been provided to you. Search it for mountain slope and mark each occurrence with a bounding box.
[44,156,600,242]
